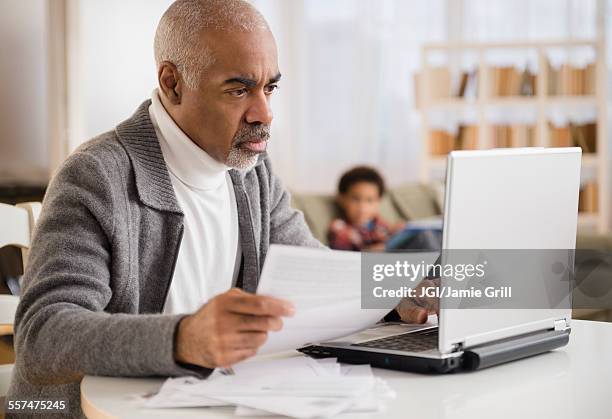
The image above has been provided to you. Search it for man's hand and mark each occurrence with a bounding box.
[395,278,440,324]
[174,288,295,368]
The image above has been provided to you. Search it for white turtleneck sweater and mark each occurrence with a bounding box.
[149,90,241,315]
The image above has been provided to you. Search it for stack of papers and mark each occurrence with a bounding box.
[140,356,395,418]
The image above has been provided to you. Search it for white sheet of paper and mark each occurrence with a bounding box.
[142,356,396,417]
[139,376,231,408]
[147,358,376,418]
[233,359,395,417]
[256,245,393,354]
[141,357,326,409]
[210,372,377,418]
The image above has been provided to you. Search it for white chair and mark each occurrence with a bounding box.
[14,202,41,271]
[0,202,41,396]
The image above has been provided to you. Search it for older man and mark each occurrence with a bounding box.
[8,0,427,417]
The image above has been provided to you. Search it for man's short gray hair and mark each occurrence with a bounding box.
[154,0,269,89]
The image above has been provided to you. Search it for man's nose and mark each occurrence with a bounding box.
[245,92,273,125]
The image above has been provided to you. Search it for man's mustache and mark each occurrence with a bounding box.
[233,125,271,145]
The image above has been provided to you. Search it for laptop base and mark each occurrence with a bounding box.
[299,329,570,374]
[299,344,460,374]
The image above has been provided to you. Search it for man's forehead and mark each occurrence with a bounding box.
[201,30,279,81]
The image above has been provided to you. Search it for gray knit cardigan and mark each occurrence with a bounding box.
[7,100,322,418]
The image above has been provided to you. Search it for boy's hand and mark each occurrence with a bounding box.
[364,243,386,251]
[391,221,407,234]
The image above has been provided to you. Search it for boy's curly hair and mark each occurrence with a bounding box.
[337,166,385,197]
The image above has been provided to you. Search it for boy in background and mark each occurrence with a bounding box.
[328,166,400,251]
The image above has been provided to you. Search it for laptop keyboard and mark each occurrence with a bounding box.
[354,328,438,353]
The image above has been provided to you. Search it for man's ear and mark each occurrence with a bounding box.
[158,61,183,105]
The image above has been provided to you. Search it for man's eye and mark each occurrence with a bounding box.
[229,89,248,97]
[264,84,278,95]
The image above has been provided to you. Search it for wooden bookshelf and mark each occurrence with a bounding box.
[417,40,608,233]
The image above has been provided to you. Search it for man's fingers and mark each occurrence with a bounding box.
[415,279,440,312]
[226,290,295,317]
[230,314,284,332]
[398,304,428,324]
[395,277,440,323]
[222,331,268,350]
[215,348,258,368]
[416,296,439,314]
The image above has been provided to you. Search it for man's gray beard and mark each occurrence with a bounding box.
[226,124,270,170]
[225,145,260,170]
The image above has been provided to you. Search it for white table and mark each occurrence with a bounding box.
[81,320,612,419]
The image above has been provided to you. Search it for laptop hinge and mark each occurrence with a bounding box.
[554,318,570,331]
[451,342,464,353]
[462,329,570,370]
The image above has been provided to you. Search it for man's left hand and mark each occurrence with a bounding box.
[395,277,440,324]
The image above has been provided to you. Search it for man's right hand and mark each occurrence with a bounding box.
[174,288,295,368]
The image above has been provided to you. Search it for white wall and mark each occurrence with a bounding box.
[67,0,174,151]
[67,0,435,193]
[65,0,606,196]
[253,0,446,193]
[0,0,49,183]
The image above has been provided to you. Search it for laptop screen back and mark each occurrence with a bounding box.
[438,148,580,353]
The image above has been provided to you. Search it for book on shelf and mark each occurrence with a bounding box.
[414,67,478,105]
[429,125,478,155]
[423,67,452,101]
[414,69,452,107]
[490,125,535,148]
[457,125,478,149]
[519,68,537,96]
[419,61,595,100]
[547,61,595,96]
[430,130,455,155]
[431,124,537,156]
[457,72,469,97]
[549,122,597,152]
[458,70,478,100]
[488,66,536,97]
[579,182,598,213]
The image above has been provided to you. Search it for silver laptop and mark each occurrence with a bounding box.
[300,147,581,372]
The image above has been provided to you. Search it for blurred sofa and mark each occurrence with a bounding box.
[291,182,612,322]
[291,183,444,245]
[291,181,612,250]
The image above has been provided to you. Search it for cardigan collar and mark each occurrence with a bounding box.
[115,100,265,214]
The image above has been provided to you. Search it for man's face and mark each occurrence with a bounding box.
[170,29,280,169]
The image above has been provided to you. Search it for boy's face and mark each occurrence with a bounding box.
[339,181,382,226]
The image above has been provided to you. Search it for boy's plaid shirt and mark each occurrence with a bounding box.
[327,216,393,251]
